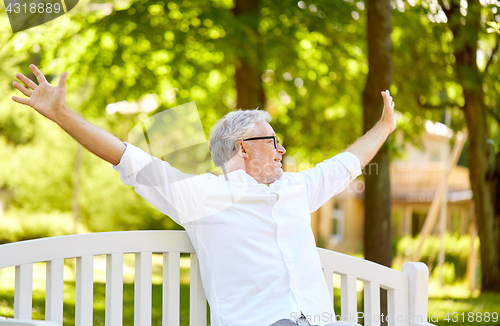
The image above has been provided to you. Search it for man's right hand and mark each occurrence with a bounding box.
[12,64,68,122]
[11,64,126,165]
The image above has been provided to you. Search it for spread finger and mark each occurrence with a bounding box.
[29,64,48,84]
[13,82,33,97]
[16,73,38,90]
[12,96,29,105]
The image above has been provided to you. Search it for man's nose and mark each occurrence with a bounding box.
[277,144,286,154]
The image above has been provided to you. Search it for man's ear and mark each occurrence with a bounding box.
[236,140,249,158]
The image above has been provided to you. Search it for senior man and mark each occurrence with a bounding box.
[12,65,397,326]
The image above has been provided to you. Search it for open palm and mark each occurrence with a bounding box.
[12,64,68,122]
[380,90,398,132]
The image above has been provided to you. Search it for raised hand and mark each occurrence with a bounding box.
[380,90,398,133]
[12,64,69,122]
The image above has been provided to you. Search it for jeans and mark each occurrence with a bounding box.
[269,315,361,326]
[269,314,312,326]
[269,319,302,326]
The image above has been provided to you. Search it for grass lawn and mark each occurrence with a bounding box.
[426,281,500,326]
[0,254,205,325]
[1,285,499,325]
[0,282,199,326]
[428,294,500,326]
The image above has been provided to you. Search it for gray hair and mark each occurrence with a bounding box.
[209,109,272,167]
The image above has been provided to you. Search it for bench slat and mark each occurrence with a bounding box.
[388,288,409,326]
[76,256,94,326]
[134,252,152,326]
[322,268,334,303]
[14,264,33,320]
[340,274,357,323]
[45,259,64,325]
[364,281,380,326]
[163,252,180,326]
[189,253,206,326]
[105,253,124,326]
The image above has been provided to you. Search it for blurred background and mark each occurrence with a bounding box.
[0,0,499,324]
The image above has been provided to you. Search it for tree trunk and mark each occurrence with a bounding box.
[233,0,266,110]
[363,0,393,322]
[489,151,500,274]
[450,0,500,292]
[72,144,82,234]
[363,0,393,268]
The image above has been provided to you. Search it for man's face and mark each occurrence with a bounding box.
[240,121,286,184]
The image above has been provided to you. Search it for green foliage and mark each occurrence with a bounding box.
[0,210,78,244]
[33,0,370,161]
[1,0,498,234]
[0,0,373,232]
[432,261,456,285]
[0,114,75,213]
[0,108,182,232]
[257,0,367,162]
[395,233,479,281]
[392,0,499,147]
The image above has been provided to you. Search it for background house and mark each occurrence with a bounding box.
[310,120,473,253]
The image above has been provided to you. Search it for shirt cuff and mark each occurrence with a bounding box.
[112,142,149,175]
[334,151,362,179]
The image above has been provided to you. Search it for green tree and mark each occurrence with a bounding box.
[0,0,384,240]
[393,0,500,292]
[232,0,265,109]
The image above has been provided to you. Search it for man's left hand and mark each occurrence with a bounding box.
[380,90,398,133]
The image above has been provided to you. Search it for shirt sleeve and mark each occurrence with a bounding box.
[112,142,208,225]
[296,151,362,213]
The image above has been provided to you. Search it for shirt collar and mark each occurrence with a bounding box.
[218,168,259,185]
[218,169,288,192]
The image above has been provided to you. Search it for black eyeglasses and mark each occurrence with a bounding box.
[241,135,280,149]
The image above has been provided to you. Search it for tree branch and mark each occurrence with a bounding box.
[416,95,463,110]
[437,0,451,18]
[483,35,500,76]
[486,106,500,126]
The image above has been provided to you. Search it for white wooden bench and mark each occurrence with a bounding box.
[0,231,434,326]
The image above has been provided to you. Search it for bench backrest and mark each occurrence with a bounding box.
[0,231,430,326]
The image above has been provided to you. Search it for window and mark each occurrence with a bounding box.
[411,211,426,237]
[330,202,345,243]
[430,150,440,162]
[451,209,461,235]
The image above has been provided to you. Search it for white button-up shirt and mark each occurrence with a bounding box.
[113,143,362,326]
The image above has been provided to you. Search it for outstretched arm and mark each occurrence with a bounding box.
[12,64,126,165]
[345,90,398,168]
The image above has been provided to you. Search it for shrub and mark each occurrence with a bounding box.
[431,261,456,285]
[0,210,87,244]
[395,233,479,281]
